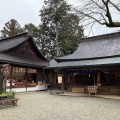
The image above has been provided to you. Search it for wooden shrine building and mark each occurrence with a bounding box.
[46,32,120,95]
[0,32,48,92]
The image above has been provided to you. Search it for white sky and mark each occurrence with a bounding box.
[0,0,119,37]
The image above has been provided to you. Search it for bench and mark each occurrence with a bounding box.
[88,86,98,95]
[0,98,19,108]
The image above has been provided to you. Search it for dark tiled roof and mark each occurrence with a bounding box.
[0,36,28,52]
[47,56,120,69]
[47,32,120,69]
[0,32,48,68]
[0,53,48,67]
[56,32,120,61]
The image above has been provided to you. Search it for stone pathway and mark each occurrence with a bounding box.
[0,91,120,120]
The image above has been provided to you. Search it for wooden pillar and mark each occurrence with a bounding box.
[73,75,75,85]
[0,69,3,94]
[4,77,7,93]
[10,68,12,92]
[54,73,56,89]
[94,73,96,86]
[50,70,52,94]
[61,70,64,94]
[25,68,28,92]
[64,73,66,85]
[45,74,47,92]
[70,76,72,87]
[61,76,64,94]
[97,72,101,83]
[36,69,40,85]
[68,75,70,84]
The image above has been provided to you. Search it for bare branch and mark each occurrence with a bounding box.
[83,20,96,28]
[79,11,106,25]
[88,21,95,36]
[88,10,108,23]
[102,0,113,25]
[109,0,120,12]
[91,0,106,12]
[76,0,120,27]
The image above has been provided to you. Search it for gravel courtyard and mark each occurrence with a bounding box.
[0,91,120,120]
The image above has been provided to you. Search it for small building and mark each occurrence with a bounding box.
[46,32,120,95]
[0,32,48,92]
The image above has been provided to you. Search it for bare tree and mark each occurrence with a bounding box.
[76,0,120,28]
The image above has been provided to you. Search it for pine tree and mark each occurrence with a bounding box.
[0,19,23,39]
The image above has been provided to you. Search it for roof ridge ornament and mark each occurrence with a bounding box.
[26,30,32,37]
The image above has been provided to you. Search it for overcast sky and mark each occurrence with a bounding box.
[0,0,119,37]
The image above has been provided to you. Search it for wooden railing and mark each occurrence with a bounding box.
[88,86,98,95]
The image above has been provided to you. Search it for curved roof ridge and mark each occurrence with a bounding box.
[80,31,120,43]
[0,32,29,41]
[56,32,120,62]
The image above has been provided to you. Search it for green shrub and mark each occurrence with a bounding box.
[1,91,15,97]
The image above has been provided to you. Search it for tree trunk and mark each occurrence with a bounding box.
[55,22,60,56]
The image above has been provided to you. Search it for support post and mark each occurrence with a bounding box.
[73,75,75,85]
[97,72,101,83]
[50,70,52,94]
[45,74,47,92]
[4,77,7,93]
[61,70,64,94]
[10,67,13,92]
[25,68,28,92]
[0,69,3,94]
[70,76,72,87]
[61,76,64,94]
[94,73,96,86]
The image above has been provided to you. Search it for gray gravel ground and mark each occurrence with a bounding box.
[0,91,120,120]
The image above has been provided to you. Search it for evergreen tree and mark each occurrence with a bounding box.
[39,0,84,59]
[24,23,39,38]
[0,19,23,39]
[23,23,47,57]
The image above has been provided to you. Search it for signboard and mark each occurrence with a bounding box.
[58,76,62,83]
[54,69,59,73]
[3,65,11,77]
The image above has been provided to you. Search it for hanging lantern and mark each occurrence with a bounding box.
[20,68,23,71]
[58,76,62,83]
